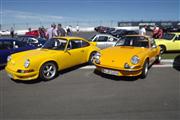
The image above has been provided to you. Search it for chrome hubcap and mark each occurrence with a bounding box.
[43,64,56,79]
[144,63,148,75]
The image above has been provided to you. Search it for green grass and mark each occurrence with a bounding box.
[162,53,180,59]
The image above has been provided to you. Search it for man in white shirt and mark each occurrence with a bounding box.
[139,26,146,35]
[46,24,57,39]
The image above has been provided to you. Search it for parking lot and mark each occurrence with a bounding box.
[0,64,180,120]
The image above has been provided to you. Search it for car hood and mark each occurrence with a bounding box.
[9,48,63,68]
[99,46,148,67]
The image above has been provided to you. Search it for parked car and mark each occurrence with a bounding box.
[89,34,119,49]
[17,35,47,47]
[25,30,39,37]
[6,37,100,81]
[0,38,36,66]
[110,29,138,38]
[93,35,161,78]
[94,26,115,34]
[155,32,180,53]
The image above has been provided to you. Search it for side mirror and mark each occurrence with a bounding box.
[65,48,70,52]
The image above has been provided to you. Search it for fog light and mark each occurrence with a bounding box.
[17,69,34,73]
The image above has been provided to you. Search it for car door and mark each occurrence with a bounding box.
[95,36,108,49]
[0,41,14,65]
[171,35,180,51]
[63,39,85,68]
[165,34,179,51]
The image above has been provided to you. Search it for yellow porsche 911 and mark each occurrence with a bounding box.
[155,32,180,53]
[6,37,100,81]
[93,35,161,78]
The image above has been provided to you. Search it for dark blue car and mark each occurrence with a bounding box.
[0,38,36,66]
[17,35,47,47]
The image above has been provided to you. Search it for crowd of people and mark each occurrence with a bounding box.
[25,23,73,39]
[139,25,163,39]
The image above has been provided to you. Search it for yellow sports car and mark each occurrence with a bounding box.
[6,37,100,80]
[93,35,161,78]
[155,32,180,53]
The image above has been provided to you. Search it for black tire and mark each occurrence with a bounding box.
[39,62,57,81]
[155,54,161,64]
[88,51,97,65]
[159,45,166,54]
[140,60,149,79]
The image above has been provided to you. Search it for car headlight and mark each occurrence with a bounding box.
[7,55,12,62]
[24,59,30,68]
[131,55,140,64]
[94,52,101,64]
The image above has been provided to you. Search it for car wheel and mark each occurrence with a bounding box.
[159,45,166,54]
[140,60,149,79]
[39,62,57,80]
[88,51,97,65]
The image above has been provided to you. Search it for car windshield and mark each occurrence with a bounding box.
[42,38,67,50]
[161,33,175,40]
[115,36,149,48]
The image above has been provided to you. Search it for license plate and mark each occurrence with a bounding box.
[101,68,119,76]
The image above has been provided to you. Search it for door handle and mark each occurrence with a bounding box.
[81,50,84,52]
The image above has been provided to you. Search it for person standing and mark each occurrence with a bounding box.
[66,25,72,36]
[10,27,14,38]
[46,24,57,39]
[139,25,146,35]
[76,24,79,33]
[57,24,66,36]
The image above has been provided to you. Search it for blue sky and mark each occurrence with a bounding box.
[0,0,179,29]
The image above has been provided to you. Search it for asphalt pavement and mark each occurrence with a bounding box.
[0,66,180,120]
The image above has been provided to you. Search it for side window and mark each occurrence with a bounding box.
[175,35,180,41]
[97,36,108,42]
[3,41,13,49]
[81,40,90,47]
[28,38,38,43]
[15,41,24,48]
[68,40,81,49]
[109,37,118,42]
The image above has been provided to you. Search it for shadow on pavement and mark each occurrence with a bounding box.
[93,69,139,81]
[11,78,42,84]
[173,55,180,71]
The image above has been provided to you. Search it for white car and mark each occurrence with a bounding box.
[89,34,119,49]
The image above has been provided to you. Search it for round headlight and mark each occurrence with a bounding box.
[7,55,12,62]
[24,59,30,68]
[131,55,140,64]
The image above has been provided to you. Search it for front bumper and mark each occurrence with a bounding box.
[95,64,143,77]
[5,66,39,80]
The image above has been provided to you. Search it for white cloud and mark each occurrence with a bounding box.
[2,10,63,22]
